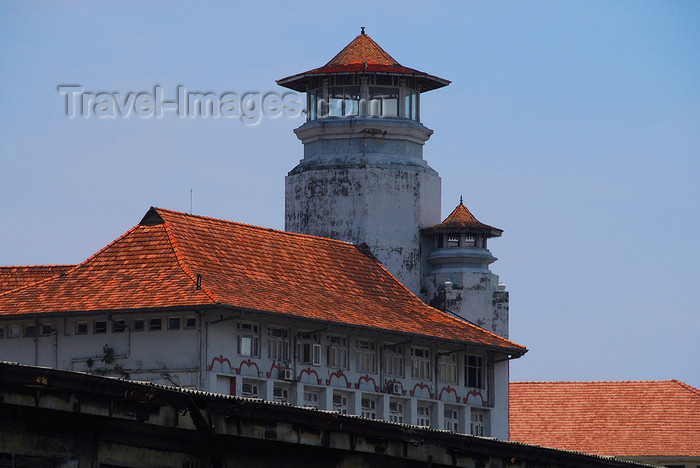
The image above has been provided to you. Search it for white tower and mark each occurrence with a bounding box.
[278,29,449,294]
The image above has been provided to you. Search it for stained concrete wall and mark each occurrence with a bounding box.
[285,117,441,295]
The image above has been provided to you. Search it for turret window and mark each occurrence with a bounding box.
[369,87,398,117]
[328,87,360,117]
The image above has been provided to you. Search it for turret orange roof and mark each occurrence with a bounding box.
[0,207,525,355]
[277,30,449,92]
[424,199,503,237]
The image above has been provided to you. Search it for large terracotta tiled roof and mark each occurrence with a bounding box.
[0,265,76,294]
[509,380,700,456]
[0,207,525,354]
[277,31,449,92]
[423,199,503,237]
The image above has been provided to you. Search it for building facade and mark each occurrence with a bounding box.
[0,32,524,439]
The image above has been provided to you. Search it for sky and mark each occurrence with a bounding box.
[1,1,698,388]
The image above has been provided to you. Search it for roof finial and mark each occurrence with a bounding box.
[361,26,365,35]
[459,195,463,205]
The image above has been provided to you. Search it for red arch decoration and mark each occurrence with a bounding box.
[266,362,287,378]
[409,382,434,399]
[465,389,486,406]
[326,370,352,388]
[438,385,461,403]
[384,378,407,395]
[355,375,380,392]
[208,355,233,372]
[234,359,262,377]
[297,367,323,385]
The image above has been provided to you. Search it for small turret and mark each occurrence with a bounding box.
[421,199,509,338]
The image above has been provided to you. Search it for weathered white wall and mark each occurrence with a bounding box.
[424,271,509,338]
[0,309,511,437]
[285,117,441,295]
[491,359,510,440]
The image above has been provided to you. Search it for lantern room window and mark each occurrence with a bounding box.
[306,74,421,122]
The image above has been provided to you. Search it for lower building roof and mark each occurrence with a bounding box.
[509,380,700,457]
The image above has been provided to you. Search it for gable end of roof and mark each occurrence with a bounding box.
[140,207,165,226]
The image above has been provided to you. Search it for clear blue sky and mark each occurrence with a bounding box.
[1,1,698,387]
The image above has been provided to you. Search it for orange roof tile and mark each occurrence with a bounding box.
[277,31,450,92]
[0,207,525,355]
[424,199,502,237]
[0,265,76,293]
[509,380,700,457]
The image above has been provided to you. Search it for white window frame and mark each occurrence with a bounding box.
[356,339,376,373]
[272,385,289,402]
[444,406,460,433]
[167,316,181,330]
[303,389,320,409]
[184,316,197,329]
[417,403,432,427]
[332,392,349,414]
[327,335,348,369]
[411,346,431,380]
[267,326,290,362]
[112,319,126,333]
[93,321,107,334]
[465,355,483,388]
[148,317,162,331]
[384,344,404,377]
[361,396,377,419]
[8,324,21,339]
[132,318,145,332]
[297,332,321,366]
[471,409,485,436]
[241,380,259,398]
[237,323,260,358]
[75,322,88,335]
[388,399,404,423]
[438,352,458,384]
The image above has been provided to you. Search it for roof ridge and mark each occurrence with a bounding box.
[161,221,218,304]
[671,379,700,396]
[153,207,362,248]
[0,264,76,269]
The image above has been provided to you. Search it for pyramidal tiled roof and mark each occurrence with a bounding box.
[509,380,700,456]
[323,32,401,70]
[0,207,525,354]
[424,200,503,237]
[277,31,449,92]
[0,265,75,294]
